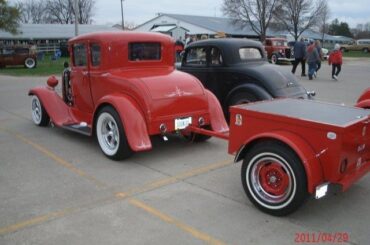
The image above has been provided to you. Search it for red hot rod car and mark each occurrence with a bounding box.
[29,32,228,160]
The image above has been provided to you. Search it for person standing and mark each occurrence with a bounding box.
[306,40,320,80]
[328,44,343,81]
[291,38,307,76]
[315,40,323,77]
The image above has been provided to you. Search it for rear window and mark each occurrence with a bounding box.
[239,48,263,60]
[129,42,161,61]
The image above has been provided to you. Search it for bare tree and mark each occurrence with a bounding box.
[16,0,46,24]
[274,0,327,41]
[222,0,279,41]
[318,0,330,46]
[43,0,94,24]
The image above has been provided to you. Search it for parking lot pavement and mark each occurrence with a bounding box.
[0,59,369,245]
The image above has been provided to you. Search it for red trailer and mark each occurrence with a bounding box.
[189,98,370,216]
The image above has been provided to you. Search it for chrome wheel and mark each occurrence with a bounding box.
[31,96,42,125]
[25,58,36,68]
[96,112,120,156]
[246,152,296,209]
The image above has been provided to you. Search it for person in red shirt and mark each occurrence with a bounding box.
[328,44,343,81]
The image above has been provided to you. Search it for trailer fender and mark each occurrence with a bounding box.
[29,86,72,127]
[94,94,152,152]
[355,99,370,109]
[205,89,229,133]
[235,131,324,194]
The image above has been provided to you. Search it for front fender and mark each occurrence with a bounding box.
[28,86,73,126]
[205,89,229,133]
[95,94,152,152]
[235,131,324,194]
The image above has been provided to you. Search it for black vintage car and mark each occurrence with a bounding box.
[178,38,313,118]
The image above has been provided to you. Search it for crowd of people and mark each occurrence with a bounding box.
[291,38,343,81]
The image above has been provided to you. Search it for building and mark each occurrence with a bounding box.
[0,24,120,52]
[135,13,353,47]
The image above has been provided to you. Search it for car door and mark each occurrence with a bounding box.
[179,46,208,87]
[70,42,94,113]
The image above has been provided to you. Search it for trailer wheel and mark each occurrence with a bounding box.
[31,95,50,126]
[96,106,133,160]
[241,141,308,216]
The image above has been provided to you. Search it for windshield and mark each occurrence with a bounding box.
[272,40,288,46]
[239,47,263,61]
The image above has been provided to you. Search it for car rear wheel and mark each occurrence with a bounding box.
[241,140,308,216]
[24,58,36,69]
[229,91,258,106]
[363,48,369,53]
[96,106,133,160]
[31,95,49,126]
[340,48,347,52]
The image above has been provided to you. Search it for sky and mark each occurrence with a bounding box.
[93,0,370,28]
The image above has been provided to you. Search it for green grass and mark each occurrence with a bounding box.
[0,55,69,76]
[342,51,370,58]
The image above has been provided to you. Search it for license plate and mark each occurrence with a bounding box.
[175,117,192,130]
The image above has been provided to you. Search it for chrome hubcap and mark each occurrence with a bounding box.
[31,96,42,124]
[97,112,120,156]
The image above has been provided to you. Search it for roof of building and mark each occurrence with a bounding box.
[0,24,120,40]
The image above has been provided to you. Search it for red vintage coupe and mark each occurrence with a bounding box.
[29,32,228,160]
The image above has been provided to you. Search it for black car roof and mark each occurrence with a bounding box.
[186,38,265,64]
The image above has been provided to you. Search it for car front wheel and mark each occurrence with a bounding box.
[24,58,36,69]
[271,54,278,64]
[31,95,49,126]
[96,106,133,160]
[241,140,308,216]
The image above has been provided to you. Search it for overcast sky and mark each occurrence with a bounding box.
[93,0,370,28]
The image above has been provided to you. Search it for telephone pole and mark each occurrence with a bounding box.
[120,0,125,30]
[74,0,79,36]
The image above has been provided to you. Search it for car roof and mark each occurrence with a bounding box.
[69,31,175,45]
[186,38,265,64]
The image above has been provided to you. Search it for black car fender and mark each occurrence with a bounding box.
[225,83,273,105]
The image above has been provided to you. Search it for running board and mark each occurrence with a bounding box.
[62,123,92,136]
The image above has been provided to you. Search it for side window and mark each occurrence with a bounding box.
[90,43,101,67]
[73,43,87,67]
[3,49,14,55]
[129,42,161,61]
[184,47,207,66]
[210,47,223,66]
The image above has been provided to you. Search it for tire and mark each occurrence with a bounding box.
[363,48,369,53]
[241,140,308,216]
[24,57,36,69]
[95,106,133,160]
[228,91,258,106]
[271,54,278,64]
[340,48,347,52]
[31,95,50,126]
[183,125,212,142]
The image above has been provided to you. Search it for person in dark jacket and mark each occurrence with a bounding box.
[306,41,321,80]
[315,40,323,77]
[328,44,343,81]
[291,38,307,76]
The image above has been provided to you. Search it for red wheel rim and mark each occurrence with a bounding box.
[259,162,289,196]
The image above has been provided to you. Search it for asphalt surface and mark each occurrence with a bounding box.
[0,58,369,245]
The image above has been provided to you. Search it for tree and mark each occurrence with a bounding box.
[328,19,353,37]
[0,0,21,34]
[274,0,328,41]
[16,0,46,24]
[318,0,330,45]
[222,0,280,41]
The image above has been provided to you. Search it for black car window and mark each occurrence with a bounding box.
[239,47,263,61]
[2,49,14,55]
[210,48,223,66]
[15,48,29,54]
[184,47,207,66]
[129,42,161,61]
[90,43,101,67]
[73,43,87,67]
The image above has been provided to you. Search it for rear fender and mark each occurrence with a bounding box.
[356,88,370,108]
[235,131,324,194]
[94,94,152,152]
[205,89,229,133]
[226,84,272,104]
[28,86,73,126]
